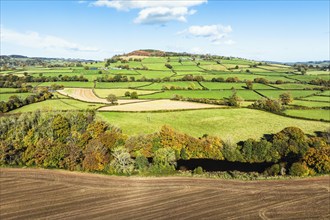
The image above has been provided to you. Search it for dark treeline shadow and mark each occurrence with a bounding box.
[177,159,274,173]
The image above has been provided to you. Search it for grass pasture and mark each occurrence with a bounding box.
[257,90,318,99]
[284,109,330,121]
[139,90,261,100]
[38,81,94,88]
[98,108,328,142]
[290,100,330,108]
[319,90,330,96]
[136,70,173,78]
[0,88,19,93]
[0,93,34,102]
[94,89,159,98]
[141,81,203,90]
[10,99,104,113]
[96,82,151,89]
[271,83,323,90]
[302,95,330,102]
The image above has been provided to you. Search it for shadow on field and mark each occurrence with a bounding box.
[177,159,273,173]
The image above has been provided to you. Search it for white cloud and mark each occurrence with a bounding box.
[92,0,207,24]
[134,7,195,24]
[0,27,99,52]
[77,1,87,4]
[180,24,235,45]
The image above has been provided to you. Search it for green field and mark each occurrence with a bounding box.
[0,93,34,102]
[11,99,104,113]
[94,89,159,98]
[284,109,330,121]
[290,100,330,108]
[95,82,151,89]
[141,81,203,90]
[320,91,330,96]
[140,90,261,100]
[38,81,94,88]
[272,83,323,90]
[136,70,173,78]
[302,95,330,102]
[289,74,330,82]
[306,71,330,75]
[0,88,19,93]
[257,90,318,99]
[200,82,275,90]
[97,108,329,142]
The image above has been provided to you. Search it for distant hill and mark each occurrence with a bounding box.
[126,50,166,57]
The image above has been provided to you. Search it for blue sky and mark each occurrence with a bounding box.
[1,0,329,61]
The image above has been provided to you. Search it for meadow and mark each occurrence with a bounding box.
[97,108,328,142]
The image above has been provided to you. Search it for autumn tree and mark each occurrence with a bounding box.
[279,92,293,105]
[246,80,253,90]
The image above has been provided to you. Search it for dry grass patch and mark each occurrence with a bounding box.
[58,88,148,105]
[99,99,222,112]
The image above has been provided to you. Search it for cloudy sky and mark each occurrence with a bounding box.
[1,0,329,61]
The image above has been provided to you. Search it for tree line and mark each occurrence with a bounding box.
[0,88,53,113]
[0,111,328,177]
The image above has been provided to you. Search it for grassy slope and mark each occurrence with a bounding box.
[95,82,151,89]
[38,81,94,88]
[94,89,158,98]
[257,90,318,99]
[10,99,104,113]
[97,108,328,142]
[284,109,330,121]
[302,96,330,102]
[140,90,261,100]
[0,93,34,102]
[290,100,330,107]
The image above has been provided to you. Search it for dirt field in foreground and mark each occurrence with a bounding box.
[98,99,222,111]
[58,88,148,105]
[1,168,329,220]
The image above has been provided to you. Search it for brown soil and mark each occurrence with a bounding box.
[1,168,329,219]
[58,88,148,105]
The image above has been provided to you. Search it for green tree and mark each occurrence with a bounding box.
[106,94,118,104]
[51,114,70,141]
[272,127,309,159]
[135,155,149,171]
[130,92,138,99]
[225,90,242,107]
[124,91,131,97]
[289,162,309,176]
[151,148,177,174]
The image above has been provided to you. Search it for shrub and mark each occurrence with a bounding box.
[130,92,138,99]
[250,98,283,113]
[135,155,149,171]
[265,164,281,176]
[193,166,204,175]
[279,92,292,105]
[124,91,131,97]
[289,162,309,176]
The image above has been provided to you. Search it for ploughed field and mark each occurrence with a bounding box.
[1,168,329,219]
